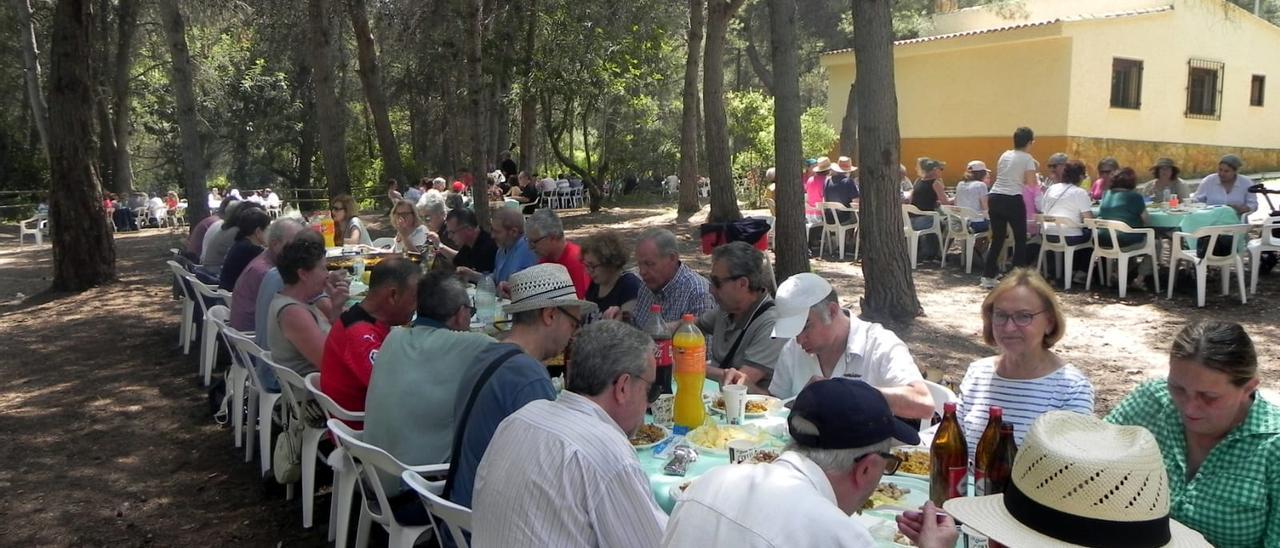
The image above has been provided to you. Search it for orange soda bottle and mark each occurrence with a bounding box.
[320,216,336,248]
[671,314,706,432]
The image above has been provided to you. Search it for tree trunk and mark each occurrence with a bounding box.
[158,0,209,225]
[308,0,352,198]
[541,94,607,213]
[48,0,116,291]
[94,0,115,192]
[13,0,50,160]
[517,0,537,173]
[462,0,491,230]
[852,0,920,323]
[703,0,745,223]
[838,80,858,159]
[742,16,774,95]
[347,0,406,189]
[767,0,808,282]
[678,0,705,214]
[295,55,316,190]
[111,0,137,196]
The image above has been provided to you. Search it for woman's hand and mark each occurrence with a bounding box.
[325,271,351,305]
[601,306,622,320]
[896,502,959,548]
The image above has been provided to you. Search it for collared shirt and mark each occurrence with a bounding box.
[540,240,590,298]
[472,391,666,547]
[1193,174,1258,214]
[770,310,923,400]
[493,234,538,284]
[696,295,784,382]
[631,262,716,333]
[661,451,874,547]
[1105,380,1280,548]
[455,229,499,273]
[319,303,390,423]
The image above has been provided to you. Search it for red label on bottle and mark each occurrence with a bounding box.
[654,340,673,368]
[947,466,968,499]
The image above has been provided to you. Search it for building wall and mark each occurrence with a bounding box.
[1066,136,1280,176]
[930,0,1169,36]
[902,136,1070,184]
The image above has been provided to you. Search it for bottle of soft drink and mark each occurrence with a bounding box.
[1169,194,1180,208]
[973,406,1003,496]
[647,305,673,392]
[930,401,969,506]
[320,216,336,248]
[671,314,706,433]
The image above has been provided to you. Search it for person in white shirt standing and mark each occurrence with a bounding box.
[471,320,666,548]
[767,273,934,422]
[662,378,958,548]
[982,126,1040,289]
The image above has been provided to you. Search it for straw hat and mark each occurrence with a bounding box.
[944,412,1211,548]
[832,156,854,173]
[501,263,597,315]
[813,156,832,173]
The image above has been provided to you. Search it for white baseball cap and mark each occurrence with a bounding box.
[966,160,989,172]
[771,273,834,338]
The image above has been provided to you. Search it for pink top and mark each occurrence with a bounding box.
[230,251,274,331]
[1089,178,1107,201]
[1022,185,1041,236]
[803,174,825,217]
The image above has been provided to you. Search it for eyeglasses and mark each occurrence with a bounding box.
[331,205,345,211]
[556,307,582,330]
[709,274,745,289]
[633,374,663,404]
[529,234,550,246]
[856,451,903,475]
[583,261,602,272]
[991,310,1047,327]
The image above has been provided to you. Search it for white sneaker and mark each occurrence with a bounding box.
[979,277,998,289]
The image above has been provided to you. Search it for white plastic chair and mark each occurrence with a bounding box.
[306,373,365,547]
[203,305,232,387]
[267,361,328,529]
[190,277,232,383]
[921,379,958,432]
[1248,217,1280,294]
[902,204,942,269]
[1167,224,1251,307]
[174,201,189,228]
[166,261,198,354]
[1036,214,1093,290]
[939,205,989,274]
[18,214,46,247]
[402,470,473,548]
[327,420,448,548]
[1083,219,1160,298]
[224,329,284,475]
[370,237,396,250]
[818,202,859,261]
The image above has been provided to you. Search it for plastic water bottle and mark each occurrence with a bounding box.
[475,275,497,325]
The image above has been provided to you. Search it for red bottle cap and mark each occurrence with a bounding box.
[943,401,957,413]
[989,406,1003,418]
[650,304,662,313]
[681,313,695,322]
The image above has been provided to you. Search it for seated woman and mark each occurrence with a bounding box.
[581,232,642,323]
[1089,157,1118,200]
[1037,160,1095,281]
[953,160,991,233]
[217,207,271,291]
[1097,167,1155,289]
[957,268,1094,454]
[1106,320,1279,547]
[389,199,428,252]
[268,231,348,376]
[330,193,372,246]
[1138,157,1190,202]
[1193,154,1258,216]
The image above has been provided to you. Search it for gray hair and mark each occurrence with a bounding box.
[416,270,470,322]
[566,320,654,397]
[810,289,841,324]
[493,208,525,233]
[637,227,679,259]
[526,208,564,239]
[785,439,897,475]
[712,241,774,293]
[424,198,447,219]
[265,217,305,248]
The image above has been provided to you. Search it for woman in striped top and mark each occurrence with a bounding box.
[957,268,1094,457]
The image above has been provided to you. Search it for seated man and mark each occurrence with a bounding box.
[662,379,957,548]
[472,320,666,547]
[490,208,538,284]
[445,264,595,508]
[696,242,785,394]
[769,273,934,421]
[524,208,590,298]
[626,228,715,390]
[438,208,498,280]
[319,257,420,422]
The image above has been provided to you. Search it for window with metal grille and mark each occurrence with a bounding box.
[1110,58,1143,109]
[1251,75,1266,107]
[1185,59,1223,120]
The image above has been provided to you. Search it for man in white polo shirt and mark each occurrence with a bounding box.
[768,273,934,421]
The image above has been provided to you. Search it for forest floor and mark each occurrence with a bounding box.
[0,203,1276,546]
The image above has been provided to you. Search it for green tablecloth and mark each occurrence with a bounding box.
[1090,205,1243,248]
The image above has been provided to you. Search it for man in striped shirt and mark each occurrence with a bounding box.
[471,320,666,547]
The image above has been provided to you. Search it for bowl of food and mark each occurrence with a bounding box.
[708,395,779,418]
[629,423,671,450]
[892,447,930,481]
[686,423,772,455]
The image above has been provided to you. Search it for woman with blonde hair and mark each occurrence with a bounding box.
[330,193,372,246]
[388,199,428,252]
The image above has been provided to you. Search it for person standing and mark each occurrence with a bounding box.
[982,127,1039,289]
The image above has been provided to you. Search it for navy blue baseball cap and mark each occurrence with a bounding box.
[788,378,921,449]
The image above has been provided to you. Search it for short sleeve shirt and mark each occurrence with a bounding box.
[954,181,988,217]
[992,149,1036,196]
[542,240,590,298]
[319,303,390,422]
[454,229,499,273]
[1038,183,1094,237]
[1106,381,1280,548]
[958,356,1094,459]
[1194,174,1258,214]
[696,296,784,378]
[587,272,643,313]
[770,312,923,400]
[630,263,716,332]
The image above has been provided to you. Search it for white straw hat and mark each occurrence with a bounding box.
[944,412,1211,548]
[501,263,597,316]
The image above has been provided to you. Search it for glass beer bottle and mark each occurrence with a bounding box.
[973,406,1003,497]
[930,401,968,506]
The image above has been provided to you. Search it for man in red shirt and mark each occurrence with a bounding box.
[320,257,421,422]
[524,209,590,298]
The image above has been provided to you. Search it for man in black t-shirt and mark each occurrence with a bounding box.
[439,208,498,281]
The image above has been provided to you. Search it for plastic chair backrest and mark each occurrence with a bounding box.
[1191,224,1251,260]
[223,327,271,392]
[1086,218,1139,253]
[902,204,937,230]
[402,470,473,548]
[207,304,231,324]
[167,261,196,301]
[303,373,365,423]
[370,237,396,250]
[263,352,313,419]
[189,277,229,313]
[921,380,958,431]
[327,419,407,525]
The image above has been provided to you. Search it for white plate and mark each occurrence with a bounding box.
[686,424,772,455]
[707,395,781,418]
[629,424,671,450]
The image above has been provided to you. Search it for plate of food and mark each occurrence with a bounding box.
[629,423,671,450]
[708,395,780,417]
[892,447,930,481]
[686,423,772,455]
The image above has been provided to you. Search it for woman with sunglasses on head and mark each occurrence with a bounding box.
[330,193,372,246]
[388,199,428,252]
[1106,320,1279,548]
[957,268,1094,456]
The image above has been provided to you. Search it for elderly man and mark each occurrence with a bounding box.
[437,208,497,280]
[319,257,420,421]
[769,273,934,421]
[629,227,715,330]
[490,208,538,284]
[230,217,303,331]
[472,320,666,547]
[525,208,590,297]
[445,264,595,509]
[692,242,784,394]
[362,270,495,523]
[662,379,957,547]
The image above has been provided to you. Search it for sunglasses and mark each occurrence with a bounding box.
[856,451,903,475]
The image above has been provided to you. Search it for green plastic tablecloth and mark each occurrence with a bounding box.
[1090,205,1243,248]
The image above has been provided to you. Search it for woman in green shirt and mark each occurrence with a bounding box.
[1106,320,1279,547]
[1097,168,1155,289]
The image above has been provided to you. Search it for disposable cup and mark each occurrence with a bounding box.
[651,394,675,427]
[727,439,758,464]
[722,384,748,425]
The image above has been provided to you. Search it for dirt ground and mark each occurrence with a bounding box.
[0,205,1276,546]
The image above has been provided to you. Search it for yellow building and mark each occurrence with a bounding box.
[821,0,1280,179]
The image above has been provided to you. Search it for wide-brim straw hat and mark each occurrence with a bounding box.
[501,263,598,316]
[944,412,1211,548]
[1151,157,1180,176]
[832,156,854,173]
[813,156,832,172]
